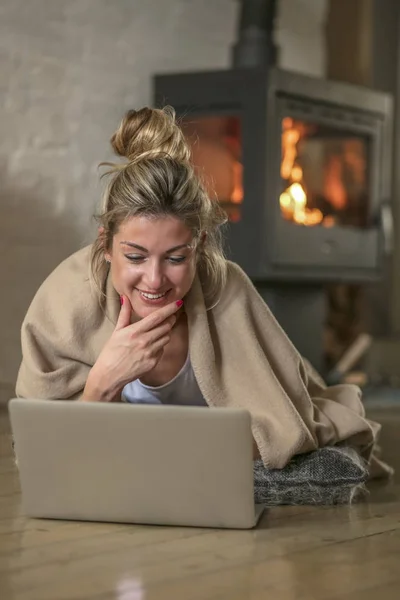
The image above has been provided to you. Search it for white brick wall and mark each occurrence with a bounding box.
[277,0,328,77]
[0,0,327,388]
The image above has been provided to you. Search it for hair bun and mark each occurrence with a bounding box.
[110,106,190,165]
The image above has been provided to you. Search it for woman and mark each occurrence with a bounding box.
[16,106,389,476]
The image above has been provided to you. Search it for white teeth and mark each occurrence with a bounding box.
[140,291,166,300]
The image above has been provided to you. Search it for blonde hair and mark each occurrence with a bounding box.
[90,106,228,307]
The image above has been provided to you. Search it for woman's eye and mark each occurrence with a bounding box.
[125,255,186,265]
[167,256,186,264]
[126,255,146,263]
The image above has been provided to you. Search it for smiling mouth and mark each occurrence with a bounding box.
[137,289,170,300]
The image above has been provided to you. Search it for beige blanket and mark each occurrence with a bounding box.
[16,245,390,475]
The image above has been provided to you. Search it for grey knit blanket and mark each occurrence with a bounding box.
[254,446,368,505]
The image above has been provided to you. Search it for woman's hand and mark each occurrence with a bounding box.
[81,295,182,402]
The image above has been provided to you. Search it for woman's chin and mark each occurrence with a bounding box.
[133,305,161,319]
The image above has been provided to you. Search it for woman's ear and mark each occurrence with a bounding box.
[200,231,207,247]
[98,226,111,262]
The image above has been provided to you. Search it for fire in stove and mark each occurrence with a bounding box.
[279,117,368,229]
[280,118,325,226]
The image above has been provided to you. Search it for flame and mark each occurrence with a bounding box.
[230,160,243,204]
[279,118,323,226]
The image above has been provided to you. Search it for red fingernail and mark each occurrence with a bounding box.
[120,295,124,306]
[176,300,183,307]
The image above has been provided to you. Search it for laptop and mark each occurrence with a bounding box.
[8,398,265,529]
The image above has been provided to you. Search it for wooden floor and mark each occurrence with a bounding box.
[1,402,400,600]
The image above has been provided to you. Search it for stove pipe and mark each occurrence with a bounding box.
[232,0,279,68]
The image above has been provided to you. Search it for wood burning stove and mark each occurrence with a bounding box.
[153,0,393,373]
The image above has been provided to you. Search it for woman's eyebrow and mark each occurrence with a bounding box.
[120,242,148,252]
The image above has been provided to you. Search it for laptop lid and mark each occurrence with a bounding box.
[9,399,259,529]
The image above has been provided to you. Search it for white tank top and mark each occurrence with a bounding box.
[122,355,207,407]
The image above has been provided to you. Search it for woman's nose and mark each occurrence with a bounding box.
[146,260,164,289]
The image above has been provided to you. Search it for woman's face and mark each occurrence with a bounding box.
[105,215,197,319]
